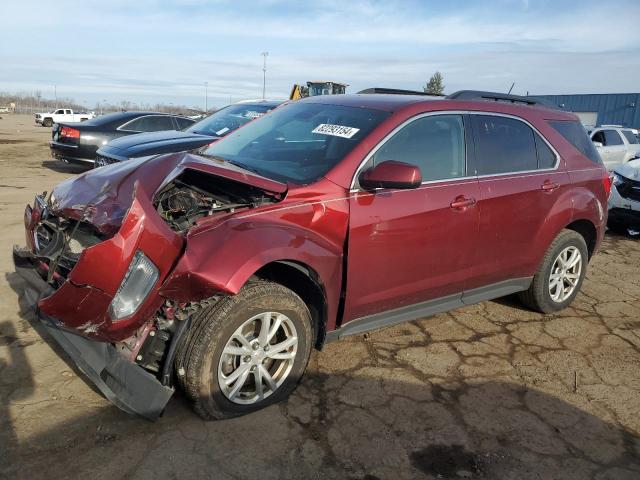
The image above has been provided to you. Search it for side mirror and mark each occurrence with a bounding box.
[359,160,422,190]
[592,141,603,148]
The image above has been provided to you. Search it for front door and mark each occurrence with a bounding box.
[343,114,480,321]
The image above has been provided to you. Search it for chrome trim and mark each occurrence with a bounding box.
[49,141,78,149]
[349,110,561,191]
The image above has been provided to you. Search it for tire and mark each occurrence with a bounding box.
[178,281,314,420]
[43,118,53,127]
[518,229,588,313]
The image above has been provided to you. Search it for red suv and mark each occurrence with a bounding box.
[13,90,611,420]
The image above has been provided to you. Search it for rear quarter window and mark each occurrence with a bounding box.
[548,120,603,165]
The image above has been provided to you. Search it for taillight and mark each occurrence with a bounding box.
[60,126,80,139]
[602,170,612,198]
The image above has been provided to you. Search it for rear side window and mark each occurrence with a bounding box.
[535,134,557,169]
[470,115,537,175]
[622,130,639,144]
[122,115,175,132]
[549,120,602,164]
[372,114,466,181]
[604,130,623,146]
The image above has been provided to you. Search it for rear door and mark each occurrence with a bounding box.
[344,113,480,320]
[466,113,570,289]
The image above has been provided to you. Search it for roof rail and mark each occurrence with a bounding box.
[446,90,559,109]
[358,87,443,97]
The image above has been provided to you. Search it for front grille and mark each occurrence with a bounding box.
[617,175,640,203]
[95,154,119,168]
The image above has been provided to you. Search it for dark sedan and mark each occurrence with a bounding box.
[50,112,196,166]
[94,101,281,167]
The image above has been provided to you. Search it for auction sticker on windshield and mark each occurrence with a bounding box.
[312,124,360,139]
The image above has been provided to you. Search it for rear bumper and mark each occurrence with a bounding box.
[50,142,95,164]
[13,247,174,420]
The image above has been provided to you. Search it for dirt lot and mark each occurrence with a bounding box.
[1,114,639,479]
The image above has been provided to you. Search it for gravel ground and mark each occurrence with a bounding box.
[1,114,639,479]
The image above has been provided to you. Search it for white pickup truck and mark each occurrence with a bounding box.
[35,109,95,127]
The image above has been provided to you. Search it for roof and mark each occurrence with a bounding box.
[300,93,429,111]
[298,93,576,120]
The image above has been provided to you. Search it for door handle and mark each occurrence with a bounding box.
[450,196,477,210]
[541,181,560,192]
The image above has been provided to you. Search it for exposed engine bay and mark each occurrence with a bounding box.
[154,169,279,233]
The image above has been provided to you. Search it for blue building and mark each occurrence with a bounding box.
[532,93,640,129]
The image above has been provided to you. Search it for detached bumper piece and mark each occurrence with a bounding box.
[13,247,174,421]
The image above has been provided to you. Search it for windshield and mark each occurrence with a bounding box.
[187,104,276,137]
[201,102,390,184]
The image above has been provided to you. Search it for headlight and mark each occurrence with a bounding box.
[108,251,159,320]
[612,172,624,186]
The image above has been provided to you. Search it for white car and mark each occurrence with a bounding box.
[608,158,640,236]
[590,126,640,170]
[35,109,95,127]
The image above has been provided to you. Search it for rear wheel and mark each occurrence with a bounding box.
[519,229,588,313]
[178,281,313,420]
[42,118,53,127]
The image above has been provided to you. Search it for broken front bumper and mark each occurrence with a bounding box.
[22,186,183,342]
[14,185,185,420]
[13,247,174,420]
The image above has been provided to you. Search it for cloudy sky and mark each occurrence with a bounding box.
[1,0,639,109]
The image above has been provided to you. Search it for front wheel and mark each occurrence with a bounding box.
[519,229,588,313]
[178,281,314,420]
[42,118,53,127]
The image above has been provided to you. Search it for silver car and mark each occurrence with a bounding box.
[589,126,640,170]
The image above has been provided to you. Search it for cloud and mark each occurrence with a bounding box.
[1,0,639,106]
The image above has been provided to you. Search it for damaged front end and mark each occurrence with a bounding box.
[14,185,184,419]
[12,153,287,419]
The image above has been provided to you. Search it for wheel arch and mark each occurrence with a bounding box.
[565,218,598,259]
[251,260,328,349]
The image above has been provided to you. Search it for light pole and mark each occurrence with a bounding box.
[261,51,268,100]
[204,81,208,113]
[54,85,57,108]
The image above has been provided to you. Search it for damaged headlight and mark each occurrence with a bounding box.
[108,251,158,320]
[611,172,624,187]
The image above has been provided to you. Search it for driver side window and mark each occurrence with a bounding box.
[372,114,466,181]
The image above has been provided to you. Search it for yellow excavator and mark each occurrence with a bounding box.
[289,81,348,100]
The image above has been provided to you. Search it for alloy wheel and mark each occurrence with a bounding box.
[217,311,298,404]
[548,246,583,303]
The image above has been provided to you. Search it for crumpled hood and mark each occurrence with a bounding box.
[614,159,640,180]
[49,152,288,236]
